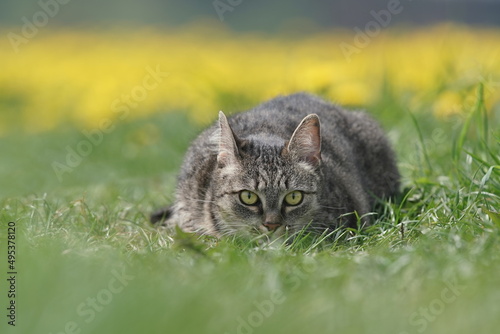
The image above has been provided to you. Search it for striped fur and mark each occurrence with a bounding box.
[152,93,400,240]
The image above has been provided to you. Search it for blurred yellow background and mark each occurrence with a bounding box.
[1,23,499,135]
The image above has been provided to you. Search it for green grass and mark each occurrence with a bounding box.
[1,86,500,334]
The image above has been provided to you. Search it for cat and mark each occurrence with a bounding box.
[151,93,400,240]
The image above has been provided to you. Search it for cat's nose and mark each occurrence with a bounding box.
[263,222,282,232]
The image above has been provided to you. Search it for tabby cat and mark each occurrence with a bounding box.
[151,93,400,240]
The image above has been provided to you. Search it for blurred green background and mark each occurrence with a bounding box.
[1,1,500,334]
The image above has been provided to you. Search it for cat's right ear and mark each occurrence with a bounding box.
[217,111,240,167]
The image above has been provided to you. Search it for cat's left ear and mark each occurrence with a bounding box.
[217,111,241,167]
[284,114,321,167]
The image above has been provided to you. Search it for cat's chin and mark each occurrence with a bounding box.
[249,225,290,246]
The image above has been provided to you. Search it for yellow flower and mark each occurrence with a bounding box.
[433,91,463,117]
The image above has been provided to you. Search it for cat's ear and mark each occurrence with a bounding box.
[284,114,321,167]
[217,111,240,167]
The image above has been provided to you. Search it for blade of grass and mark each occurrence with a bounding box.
[408,110,433,175]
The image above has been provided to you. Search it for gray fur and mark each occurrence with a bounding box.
[152,93,400,239]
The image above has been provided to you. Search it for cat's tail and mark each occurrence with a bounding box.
[150,206,173,225]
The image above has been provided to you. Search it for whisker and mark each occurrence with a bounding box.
[318,205,347,210]
[183,197,217,205]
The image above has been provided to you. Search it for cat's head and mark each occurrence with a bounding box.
[211,111,323,241]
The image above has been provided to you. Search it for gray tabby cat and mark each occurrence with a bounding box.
[151,93,400,240]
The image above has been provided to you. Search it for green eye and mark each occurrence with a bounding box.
[239,190,259,205]
[284,191,303,206]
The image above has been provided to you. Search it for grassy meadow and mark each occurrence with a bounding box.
[1,24,500,334]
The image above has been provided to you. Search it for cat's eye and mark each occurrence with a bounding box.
[239,190,259,206]
[284,191,303,206]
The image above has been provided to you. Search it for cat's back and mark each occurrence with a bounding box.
[227,92,349,140]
